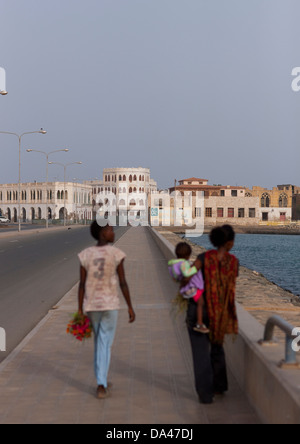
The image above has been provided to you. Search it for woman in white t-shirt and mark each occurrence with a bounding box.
[78,221,135,399]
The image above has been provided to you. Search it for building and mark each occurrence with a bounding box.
[244,184,300,222]
[0,181,93,223]
[93,167,158,221]
[292,194,300,221]
[168,178,260,226]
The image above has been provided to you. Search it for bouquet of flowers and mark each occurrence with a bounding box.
[66,312,92,342]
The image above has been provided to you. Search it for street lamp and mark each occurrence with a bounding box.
[26,148,69,228]
[0,90,8,95]
[48,161,82,226]
[0,129,47,231]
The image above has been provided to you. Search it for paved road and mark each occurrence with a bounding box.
[0,225,128,362]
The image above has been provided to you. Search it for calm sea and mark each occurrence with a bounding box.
[186,233,300,297]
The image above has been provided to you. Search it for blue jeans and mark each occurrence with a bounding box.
[87,310,118,388]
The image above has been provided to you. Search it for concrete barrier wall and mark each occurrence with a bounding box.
[148,226,300,424]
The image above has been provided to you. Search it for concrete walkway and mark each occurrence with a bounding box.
[0,227,260,424]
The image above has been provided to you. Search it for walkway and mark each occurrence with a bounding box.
[0,227,260,424]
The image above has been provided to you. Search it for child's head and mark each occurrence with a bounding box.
[175,242,192,260]
[209,225,235,251]
[90,221,115,243]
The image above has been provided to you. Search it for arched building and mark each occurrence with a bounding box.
[0,181,93,223]
[89,167,157,222]
[244,185,300,222]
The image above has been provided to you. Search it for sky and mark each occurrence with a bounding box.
[0,0,300,190]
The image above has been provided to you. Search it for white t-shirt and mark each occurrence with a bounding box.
[78,245,126,312]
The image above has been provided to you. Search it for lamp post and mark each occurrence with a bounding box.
[0,90,8,95]
[48,161,82,226]
[26,149,69,228]
[0,129,47,231]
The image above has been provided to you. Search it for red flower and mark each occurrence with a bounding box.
[66,312,92,342]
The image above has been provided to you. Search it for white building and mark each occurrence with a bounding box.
[91,167,158,222]
[0,181,93,223]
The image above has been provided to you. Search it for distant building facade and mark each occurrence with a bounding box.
[168,178,260,226]
[244,184,300,222]
[0,181,93,223]
[92,167,158,220]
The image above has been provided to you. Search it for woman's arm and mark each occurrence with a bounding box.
[117,260,136,323]
[78,265,87,315]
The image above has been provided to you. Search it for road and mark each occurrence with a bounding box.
[0,225,128,362]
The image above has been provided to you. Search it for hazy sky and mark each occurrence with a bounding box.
[1,0,300,189]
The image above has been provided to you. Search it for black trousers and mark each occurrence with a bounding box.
[187,301,228,403]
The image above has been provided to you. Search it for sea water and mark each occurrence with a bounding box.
[186,233,300,297]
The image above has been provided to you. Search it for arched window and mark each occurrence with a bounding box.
[279,193,288,207]
[133,175,137,181]
[119,175,122,181]
[129,187,133,193]
[123,175,126,181]
[261,193,270,208]
[129,175,133,183]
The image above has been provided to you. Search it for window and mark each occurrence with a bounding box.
[228,208,234,218]
[220,190,225,196]
[279,193,288,207]
[217,208,224,218]
[261,193,270,207]
[231,190,237,197]
[238,208,245,218]
[195,208,201,217]
[249,208,256,218]
[205,207,212,217]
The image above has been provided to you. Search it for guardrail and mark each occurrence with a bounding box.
[258,315,300,368]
